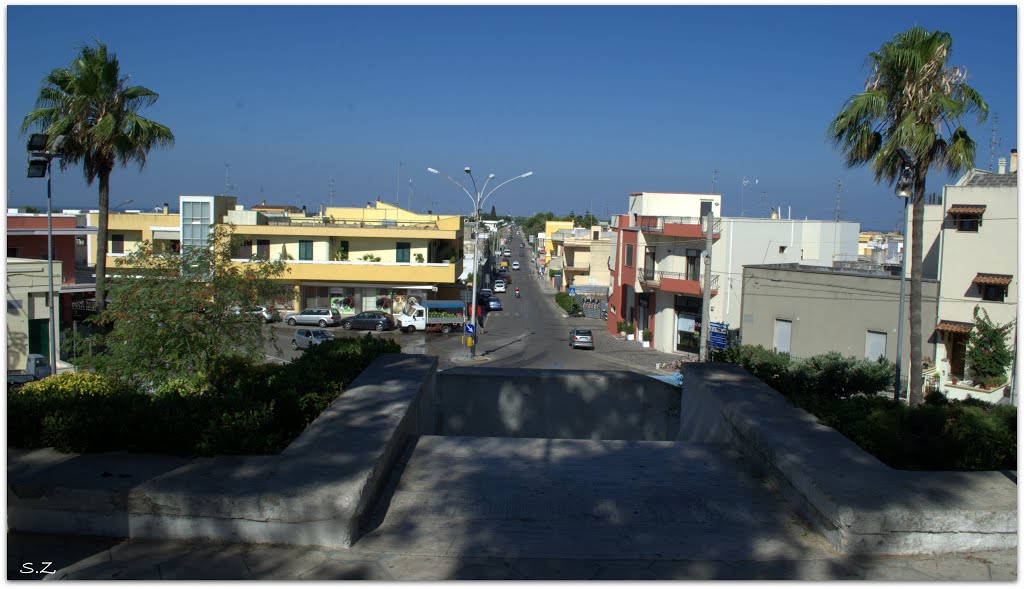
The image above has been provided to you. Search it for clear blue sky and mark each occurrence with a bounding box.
[6,5,1018,231]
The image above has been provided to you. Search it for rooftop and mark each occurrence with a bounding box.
[745,262,937,282]
[961,169,1018,188]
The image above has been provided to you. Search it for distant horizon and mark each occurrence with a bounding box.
[7,5,1017,234]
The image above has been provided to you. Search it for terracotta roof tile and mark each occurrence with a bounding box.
[935,320,973,334]
[947,204,987,215]
[972,273,1013,286]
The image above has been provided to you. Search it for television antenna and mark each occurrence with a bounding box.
[990,112,1000,171]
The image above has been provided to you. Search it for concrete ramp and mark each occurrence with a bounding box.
[357,436,835,561]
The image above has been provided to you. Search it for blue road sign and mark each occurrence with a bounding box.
[568,287,577,295]
[465,324,476,335]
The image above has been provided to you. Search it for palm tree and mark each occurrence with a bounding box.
[826,26,987,405]
[21,42,175,312]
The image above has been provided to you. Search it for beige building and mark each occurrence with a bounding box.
[926,159,1017,402]
[545,225,614,293]
[740,264,938,374]
[6,257,63,370]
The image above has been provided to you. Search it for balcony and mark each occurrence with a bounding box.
[638,269,719,296]
[229,258,462,284]
[635,216,722,239]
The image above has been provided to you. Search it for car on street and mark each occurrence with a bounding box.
[569,328,595,350]
[487,297,503,311]
[233,305,276,323]
[341,310,396,331]
[511,261,520,270]
[285,307,342,327]
[292,328,334,350]
[493,280,506,293]
[480,288,493,299]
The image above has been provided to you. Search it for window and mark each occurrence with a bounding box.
[686,249,701,281]
[773,319,792,354]
[955,216,980,232]
[625,244,634,267]
[111,234,125,254]
[337,240,349,261]
[239,240,253,259]
[396,242,411,263]
[181,200,212,248]
[982,285,1007,302]
[256,240,270,260]
[7,247,19,257]
[299,240,313,261]
[779,245,788,254]
[865,331,887,361]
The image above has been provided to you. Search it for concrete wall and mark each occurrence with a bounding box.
[626,192,722,218]
[681,362,1017,555]
[435,368,681,441]
[6,258,63,369]
[740,265,937,369]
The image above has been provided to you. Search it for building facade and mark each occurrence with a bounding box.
[93,197,465,317]
[6,258,63,370]
[607,192,723,354]
[740,264,938,374]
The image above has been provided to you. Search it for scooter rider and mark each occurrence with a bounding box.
[515,286,521,298]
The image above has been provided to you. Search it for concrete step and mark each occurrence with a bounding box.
[358,436,835,560]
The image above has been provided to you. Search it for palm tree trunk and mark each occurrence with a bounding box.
[95,171,110,312]
[908,168,926,405]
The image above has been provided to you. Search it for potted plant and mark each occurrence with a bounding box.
[641,329,653,348]
[625,322,635,341]
[415,253,425,263]
[616,320,628,337]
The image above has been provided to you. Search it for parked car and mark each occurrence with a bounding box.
[511,261,520,270]
[285,308,342,327]
[487,297,503,311]
[493,280,506,293]
[498,271,511,284]
[569,328,595,350]
[341,311,396,331]
[292,328,334,350]
[480,288,493,299]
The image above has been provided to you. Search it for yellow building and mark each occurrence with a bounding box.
[92,196,465,315]
[541,220,575,267]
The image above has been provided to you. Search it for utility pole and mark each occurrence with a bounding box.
[711,169,719,194]
[699,210,714,362]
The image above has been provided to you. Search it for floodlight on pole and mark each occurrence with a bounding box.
[25,133,66,376]
[893,146,917,402]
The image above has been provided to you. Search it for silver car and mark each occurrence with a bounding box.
[292,328,335,350]
[569,328,595,350]
[285,308,341,327]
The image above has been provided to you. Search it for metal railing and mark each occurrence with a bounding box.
[635,216,722,234]
[265,217,444,230]
[638,269,720,291]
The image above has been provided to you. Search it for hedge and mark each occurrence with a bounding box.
[9,333,401,456]
[554,292,573,314]
[712,344,1016,471]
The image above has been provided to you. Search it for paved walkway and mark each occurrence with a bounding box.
[8,530,1016,580]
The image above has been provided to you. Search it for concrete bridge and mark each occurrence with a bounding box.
[7,355,1018,580]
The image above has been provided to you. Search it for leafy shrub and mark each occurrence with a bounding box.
[8,333,401,456]
[715,345,1015,471]
[554,292,573,313]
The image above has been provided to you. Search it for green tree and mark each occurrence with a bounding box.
[966,305,1014,388]
[21,42,175,312]
[488,204,497,220]
[826,26,987,405]
[80,225,288,387]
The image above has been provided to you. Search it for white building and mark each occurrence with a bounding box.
[918,153,1018,403]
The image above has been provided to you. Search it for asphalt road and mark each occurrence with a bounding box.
[263,246,614,372]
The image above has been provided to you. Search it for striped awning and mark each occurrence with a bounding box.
[947,204,987,215]
[935,320,973,335]
[972,273,1013,287]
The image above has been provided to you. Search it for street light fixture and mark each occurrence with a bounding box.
[26,133,67,376]
[893,146,917,401]
[426,165,533,359]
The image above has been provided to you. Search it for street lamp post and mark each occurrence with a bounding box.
[426,166,533,359]
[27,133,66,376]
[893,147,917,402]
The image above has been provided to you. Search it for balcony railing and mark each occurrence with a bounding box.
[265,217,445,230]
[638,269,719,291]
[636,216,722,234]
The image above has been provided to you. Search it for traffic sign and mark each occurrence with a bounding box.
[465,324,476,335]
[568,287,577,295]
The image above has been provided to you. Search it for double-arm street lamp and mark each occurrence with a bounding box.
[426,166,533,359]
[26,133,67,376]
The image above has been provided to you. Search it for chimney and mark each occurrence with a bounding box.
[162,202,169,215]
[998,157,1006,174]
[261,199,266,206]
[1011,149,1018,174]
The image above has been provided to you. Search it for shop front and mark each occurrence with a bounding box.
[298,283,436,317]
[674,294,702,354]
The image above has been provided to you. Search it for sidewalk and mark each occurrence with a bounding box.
[8,531,1016,580]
